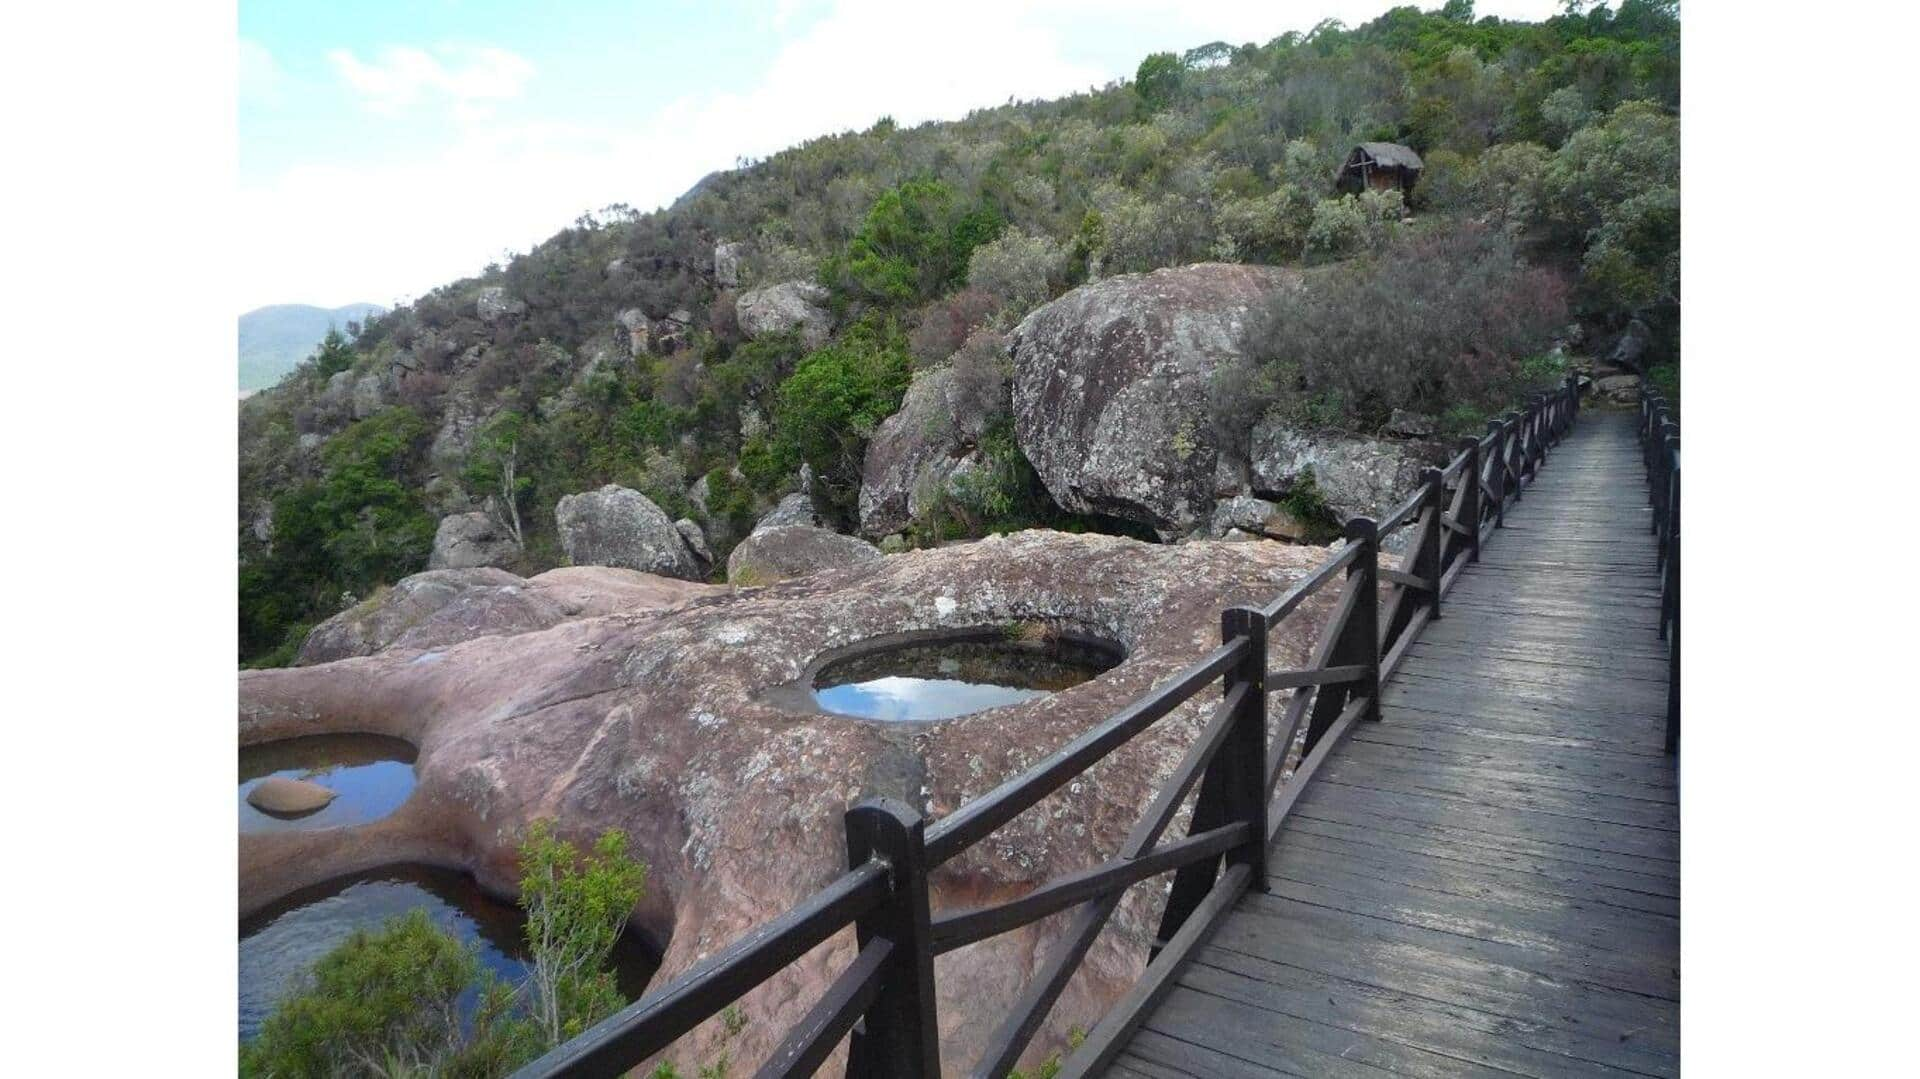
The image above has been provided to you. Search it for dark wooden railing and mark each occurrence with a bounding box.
[515,377,1583,1079]
[1639,386,1680,753]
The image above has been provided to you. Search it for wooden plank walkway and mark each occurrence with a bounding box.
[1107,412,1679,1079]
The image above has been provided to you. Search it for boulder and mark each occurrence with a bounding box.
[1606,318,1653,371]
[858,362,1003,538]
[1248,419,1435,525]
[556,484,704,579]
[428,511,521,571]
[476,286,527,323]
[616,308,651,357]
[727,524,882,585]
[713,241,746,288]
[296,566,722,665]
[351,374,384,419]
[1009,263,1302,535]
[247,776,336,815]
[1384,409,1437,439]
[1209,494,1312,542]
[735,280,833,349]
[241,532,1345,1075]
[1594,373,1642,403]
[675,518,713,568]
[754,492,824,534]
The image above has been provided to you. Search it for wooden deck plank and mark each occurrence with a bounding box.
[1101,412,1679,1077]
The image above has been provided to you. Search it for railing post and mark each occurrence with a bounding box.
[1416,468,1445,620]
[1458,437,1482,563]
[1664,436,1680,754]
[843,799,939,1079]
[1349,518,1383,724]
[1505,413,1524,502]
[1220,606,1268,892]
[1566,374,1580,424]
[1484,420,1506,528]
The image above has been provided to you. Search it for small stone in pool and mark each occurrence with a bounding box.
[248,776,338,816]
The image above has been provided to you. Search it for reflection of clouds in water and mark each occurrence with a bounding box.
[815,676,1049,722]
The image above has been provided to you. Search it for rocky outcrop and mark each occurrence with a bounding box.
[1248,419,1437,524]
[735,281,832,349]
[1606,318,1653,371]
[616,309,651,357]
[1010,263,1302,535]
[674,518,714,570]
[1209,494,1311,541]
[428,511,522,570]
[240,531,1344,1075]
[247,776,337,815]
[351,374,384,419]
[754,492,824,534]
[476,286,527,323]
[556,484,704,579]
[295,566,722,665]
[858,362,1000,538]
[713,241,746,288]
[726,524,882,585]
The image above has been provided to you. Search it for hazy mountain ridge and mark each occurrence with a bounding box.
[239,303,386,392]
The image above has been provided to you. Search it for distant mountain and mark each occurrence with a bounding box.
[239,303,385,392]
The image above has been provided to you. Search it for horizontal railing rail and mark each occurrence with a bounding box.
[1639,385,1680,753]
[514,375,1585,1079]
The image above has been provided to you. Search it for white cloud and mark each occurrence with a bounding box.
[238,38,283,107]
[327,44,534,115]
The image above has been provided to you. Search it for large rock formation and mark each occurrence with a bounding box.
[753,492,824,534]
[475,286,527,323]
[296,566,721,665]
[240,532,1343,1075]
[1010,263,1302,536]
[1247,419,1436,525]
[858,361,1001,538]
[726,525,882,585]
[556,484,705,579]
[713,241,746,288]
[735,281,832,349]
[428,511,522,570]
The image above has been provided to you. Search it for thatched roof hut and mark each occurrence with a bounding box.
[1335,142,1424,197]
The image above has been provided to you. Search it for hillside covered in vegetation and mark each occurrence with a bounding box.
[239,1,1679,665]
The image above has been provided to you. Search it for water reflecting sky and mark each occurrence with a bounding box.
[814,675,1050,722]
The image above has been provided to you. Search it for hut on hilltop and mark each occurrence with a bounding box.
[1335,142,1424,198]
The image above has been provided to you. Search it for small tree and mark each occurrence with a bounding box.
[520,821,651,1043]
[1134,52,1184,114]
[313,328,355,379]
[463,411,534,548]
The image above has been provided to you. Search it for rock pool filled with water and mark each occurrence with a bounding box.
[810,633,1122,722]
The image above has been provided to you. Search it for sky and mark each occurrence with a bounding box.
[238,0,1565,313]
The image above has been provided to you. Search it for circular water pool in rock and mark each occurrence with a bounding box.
[239,734,417,833]
[808,629,1123,723]
[238,865,660,1041]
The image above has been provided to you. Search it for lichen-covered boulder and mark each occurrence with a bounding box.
[240,532,1344,1075]
[295,566,722,665]
[1248,419,1437,524]
[858,361,1001,538]
[1010,263,1302,535]
[556,484,703,578]
[475,285,526,323]
[713,241,746,288]
[753,492,824,534]
[675,518,714,569]
[727,524,881,585]
[1209,494,1311,541]
[735,280,832,349]
[428,511,521,570]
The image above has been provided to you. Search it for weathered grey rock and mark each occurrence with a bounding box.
[675,518,713,568]
[726,525,881,585]
[736,280,832,349]
[242,532,1345,1074]
[1209,495,1311,542]
[430,394,486,472]
[428,511,521,570]
[248,776,336,815]
[476,286,526,323]
[1606,318,1652,371]
[714,241,746,288]
[754,492,824,534]
[1010,263,1303,535]
[1248,419,1434,525]
[1594,373,1642,402]
[1384,409,1436,439]
[615,308,651,357]
[556,485,704,579]
[351,374,384,419]
[297,433,323,453]
[859,362,1005,538]
[295,566,721,665]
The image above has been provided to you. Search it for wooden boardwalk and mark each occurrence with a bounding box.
[1108,412,1680,1078]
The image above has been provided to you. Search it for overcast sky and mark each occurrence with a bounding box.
[238,0,1564,313]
